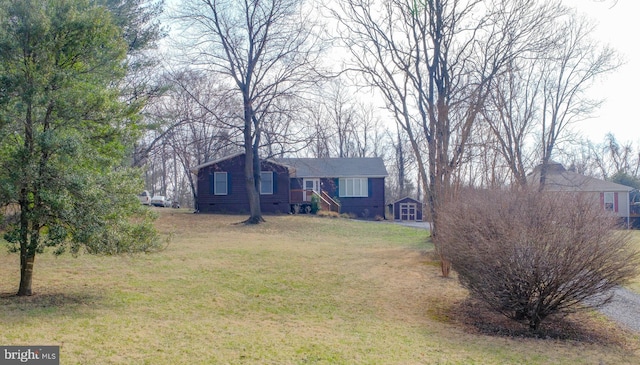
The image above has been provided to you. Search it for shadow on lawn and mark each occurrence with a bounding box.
[451,298,633,347]
[0,291,104,316]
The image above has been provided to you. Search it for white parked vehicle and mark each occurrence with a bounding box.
[150,195,170,207]
[138,190,151,205]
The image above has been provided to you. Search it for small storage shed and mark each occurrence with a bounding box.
[392,197,423,222]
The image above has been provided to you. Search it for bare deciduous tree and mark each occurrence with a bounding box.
[177,0,325,223]
[305,79,388,159]
[481,60,543,188]
[259,96,315,158]
[139,68,240,207]
[331,0,560,275]
[439,188,639,331]
[465,7,619,192]
[537,13,620,189]
[325,80,359,158]
[590,133,640,179]
[386,125,418,202]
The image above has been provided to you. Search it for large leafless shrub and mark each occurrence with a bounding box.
[438,188,639,331]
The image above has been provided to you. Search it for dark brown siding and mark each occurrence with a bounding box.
[321,177,386,219]
[259,163,290,214]
[196,154,290,214]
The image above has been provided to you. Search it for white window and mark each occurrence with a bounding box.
[214,172,228,195]
[260,171,274,195]
[339,178,368,197]
[604,192,614,211]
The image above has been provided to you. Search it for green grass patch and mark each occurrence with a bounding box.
[1,212,638,364]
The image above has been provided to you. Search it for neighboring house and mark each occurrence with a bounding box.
[528,162,633,224]
[192,153,388,219]
[391,197,423,222]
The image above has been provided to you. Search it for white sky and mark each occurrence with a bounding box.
[563,0,640,144]
[163,0,638,145]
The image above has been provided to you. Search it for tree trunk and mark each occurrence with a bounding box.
[242,92,264,224]
[440,257,451,278]
[243,146,264,224]
[538,154,551,192]
[18,255,35,296]
[529,317,541,331]
[18,189,36,296]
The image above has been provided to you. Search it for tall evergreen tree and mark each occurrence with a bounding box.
[0,0,162,296]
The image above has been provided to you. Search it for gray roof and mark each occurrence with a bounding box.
[274,157,388,178]
[528,162,633,192]
[191,152,244,173]
[191,153,388,178]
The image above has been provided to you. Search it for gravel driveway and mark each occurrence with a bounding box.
[595,287,640,332]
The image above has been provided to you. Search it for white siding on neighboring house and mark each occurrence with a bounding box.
[528,162,633,220]
[599,191,630,218]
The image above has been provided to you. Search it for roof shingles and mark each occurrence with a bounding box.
[528,162,632,192]
[274,158,388,178]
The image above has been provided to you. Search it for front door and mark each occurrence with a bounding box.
[400,203,416,221]
[303,178,320,201]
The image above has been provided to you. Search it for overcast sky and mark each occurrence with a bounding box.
[563,0,640,144]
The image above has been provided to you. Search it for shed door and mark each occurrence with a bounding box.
[400,203,417,221]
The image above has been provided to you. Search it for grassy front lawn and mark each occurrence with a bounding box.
[1,211,639,364]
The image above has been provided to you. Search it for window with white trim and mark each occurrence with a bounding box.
[604,192,614,211]
[339,178,368,197]
[260,171,274,195]
[214,172,228,195]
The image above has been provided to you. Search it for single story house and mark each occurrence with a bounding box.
[528,162,633,223]
[390,197,423,222]
[192,153,388,219]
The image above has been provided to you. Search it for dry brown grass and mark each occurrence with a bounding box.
[0,210,639,364]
